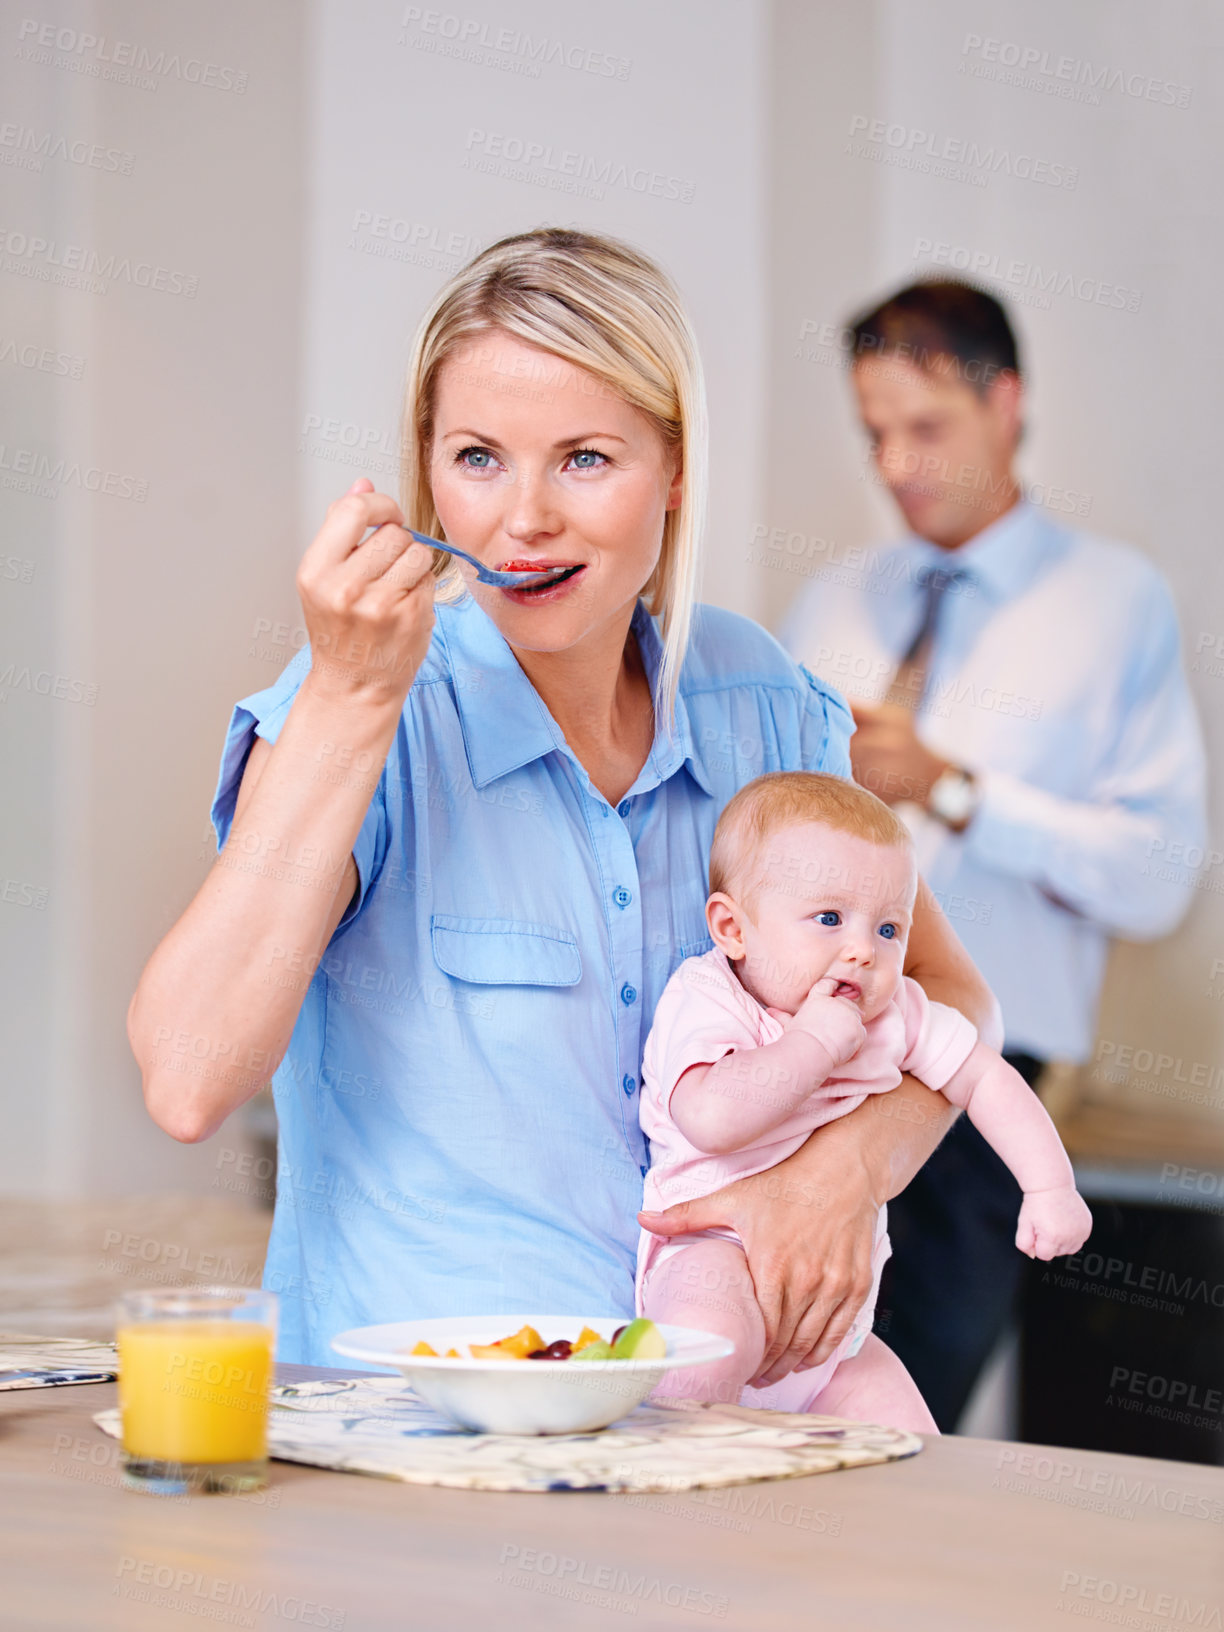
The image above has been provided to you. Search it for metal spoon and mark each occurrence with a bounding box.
[396,525,581,590]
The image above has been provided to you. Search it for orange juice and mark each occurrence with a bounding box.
[117,1319,274,1464]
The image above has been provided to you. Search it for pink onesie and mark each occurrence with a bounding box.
[636,948,978,1405]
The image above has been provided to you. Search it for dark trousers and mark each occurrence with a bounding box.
[874,1051,1046,1432]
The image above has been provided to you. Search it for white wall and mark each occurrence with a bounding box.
[761,1,884,625]
[4,0,1222,1202]
[0,0,769,1197]
[1,0,306,1195]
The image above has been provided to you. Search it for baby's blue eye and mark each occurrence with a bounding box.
[816,911,840,927]
[878,923,898,939]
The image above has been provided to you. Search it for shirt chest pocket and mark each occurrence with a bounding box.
[665,928,714,983]
[430,914,582,986]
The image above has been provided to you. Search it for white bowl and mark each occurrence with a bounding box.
[331,1314,734,1435]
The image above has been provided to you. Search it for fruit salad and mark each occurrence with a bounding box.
[405,1318,666,1362]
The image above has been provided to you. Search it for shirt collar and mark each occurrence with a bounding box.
[629,598,713,797]
[434,594,712,799]
[884,499,1062,603]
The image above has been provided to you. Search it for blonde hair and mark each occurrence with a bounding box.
[709,772,913,902]
[397,226,708,736]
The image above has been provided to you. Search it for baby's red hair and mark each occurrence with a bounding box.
[708,772,913,904]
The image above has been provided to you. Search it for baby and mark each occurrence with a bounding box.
[635,771,1092,1433]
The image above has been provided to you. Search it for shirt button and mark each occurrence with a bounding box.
[617,800,631,818]
[613,886,632,909]
[621,983,637,1006]
[622,1073,636,1096]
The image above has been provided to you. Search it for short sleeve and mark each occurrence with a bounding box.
[208,644,390,935]
[798,663,855,780]
[645,956,762,1112]
[896,976,979,1091]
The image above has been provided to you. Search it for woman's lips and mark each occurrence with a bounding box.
[498,557,583,574]
[495,560,588,602]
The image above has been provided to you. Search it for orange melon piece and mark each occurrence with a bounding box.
[497,1325,546,1359]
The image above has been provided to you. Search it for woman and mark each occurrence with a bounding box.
[128,228,997,1377]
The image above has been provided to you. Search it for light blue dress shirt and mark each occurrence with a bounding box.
[210,594,853,1364]
[778,501,1207,1063]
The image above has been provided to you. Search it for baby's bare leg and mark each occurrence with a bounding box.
[803,1334,938,1435]
[640,1237,764,1407]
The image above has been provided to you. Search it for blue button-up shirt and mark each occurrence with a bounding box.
[210,594,852,1364]
[778,502,1207,1062]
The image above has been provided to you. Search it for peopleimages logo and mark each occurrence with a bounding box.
[846,115,1078,190]
[994,1446,1224,1524]
[959,34,1192,109]
[1057,1574,1219,1626]
[497,1545,729,1618]
[0,337,85,378]
[114,1558,343,1626]
[0,442,148,500]
[1109,1366,1222,1412]
[462,129,696,204]
[398,7,631,80]
[15,19,248,93]
[0,226,198,298]
[0,122,135,174]
[911,239,1141,313]
[1058,1247,1224,1311]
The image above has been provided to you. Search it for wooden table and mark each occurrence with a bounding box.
[4,1366,1222,1631]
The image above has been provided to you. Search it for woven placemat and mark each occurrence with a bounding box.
[0,1335,119,1391]
[94,1374,922,1493]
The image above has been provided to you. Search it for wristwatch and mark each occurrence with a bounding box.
[927,764,981,832]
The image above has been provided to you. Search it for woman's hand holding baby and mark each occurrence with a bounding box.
[1015,1187,1093,1260]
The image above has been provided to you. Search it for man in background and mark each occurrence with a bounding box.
[779,280,1207,1430]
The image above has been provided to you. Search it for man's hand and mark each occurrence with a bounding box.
[849,699,948,808]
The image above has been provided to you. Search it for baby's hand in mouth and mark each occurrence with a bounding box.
[792,977,868,1065]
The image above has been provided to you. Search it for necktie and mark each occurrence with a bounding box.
[886,562,971,711]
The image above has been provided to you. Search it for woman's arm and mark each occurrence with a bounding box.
[639,880,1002,1384]
[127,480,435,1144]
[953,577,1205,940]
[903,873,1002,1046]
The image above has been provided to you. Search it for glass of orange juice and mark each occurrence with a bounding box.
[116,1286,277,1495]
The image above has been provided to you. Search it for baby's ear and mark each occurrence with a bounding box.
[706,892,746,959]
